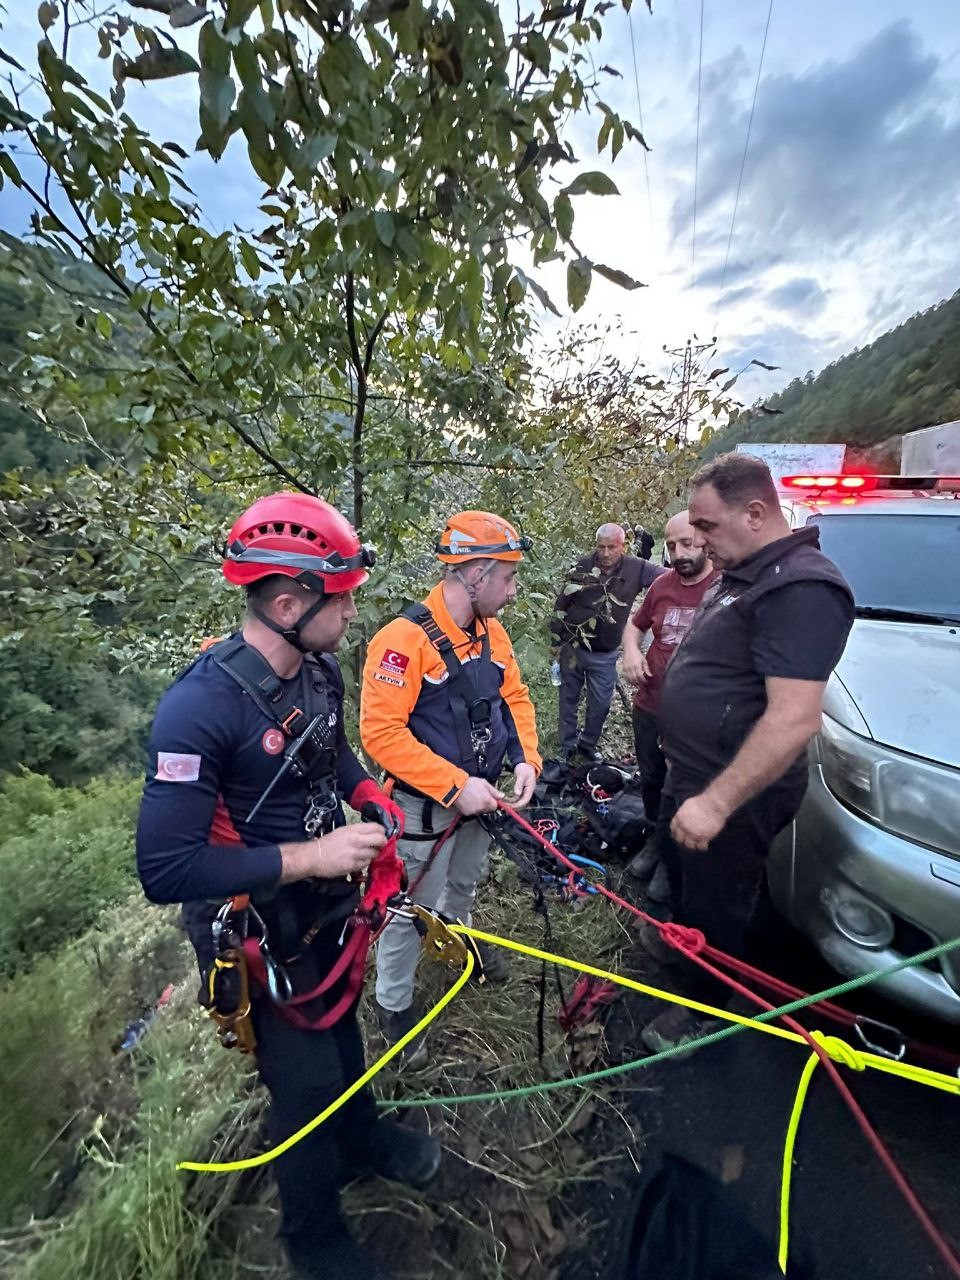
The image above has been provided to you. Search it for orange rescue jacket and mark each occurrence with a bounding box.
[360,582,541,806]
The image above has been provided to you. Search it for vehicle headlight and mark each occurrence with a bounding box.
[818,715,960,858]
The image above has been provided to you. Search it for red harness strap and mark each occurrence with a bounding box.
[243,834,405,1032]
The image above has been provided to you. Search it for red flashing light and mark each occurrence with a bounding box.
[782,474,876,492]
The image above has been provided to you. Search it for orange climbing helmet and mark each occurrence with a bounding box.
[435,510,532,563]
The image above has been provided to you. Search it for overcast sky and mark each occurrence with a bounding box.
[2,1,959,402]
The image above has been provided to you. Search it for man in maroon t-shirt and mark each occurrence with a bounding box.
[622,511,718,871]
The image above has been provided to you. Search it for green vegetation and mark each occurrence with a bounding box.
[707,291,960,464]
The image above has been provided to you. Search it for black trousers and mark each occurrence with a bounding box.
[656,780,806,1008]
[631,706,667,822]
[251,993,381,1276]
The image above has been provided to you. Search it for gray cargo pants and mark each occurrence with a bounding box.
[374,787,491,1014]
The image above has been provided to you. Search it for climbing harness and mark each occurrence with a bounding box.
[401,603,495,776]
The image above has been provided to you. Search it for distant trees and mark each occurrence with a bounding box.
[705,292,960,463]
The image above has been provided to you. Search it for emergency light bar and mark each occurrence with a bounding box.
[781,474,960,494]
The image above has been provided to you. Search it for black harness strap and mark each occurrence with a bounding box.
[402,603,495,775]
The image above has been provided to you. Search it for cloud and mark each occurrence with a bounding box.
[683,21,960,261]
[766,276,827,317]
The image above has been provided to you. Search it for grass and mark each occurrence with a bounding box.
[0,856,646,1280]
[0,702,648,1279]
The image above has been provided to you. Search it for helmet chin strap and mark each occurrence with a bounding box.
[252,584,331,654]
[453,563,492,619]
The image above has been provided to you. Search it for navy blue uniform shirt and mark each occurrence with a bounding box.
[136,640,369,905]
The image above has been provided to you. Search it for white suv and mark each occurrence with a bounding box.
[766,474,960,1024]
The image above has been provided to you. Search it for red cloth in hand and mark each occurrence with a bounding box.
[349,778,405,838]
[361,838,406,926]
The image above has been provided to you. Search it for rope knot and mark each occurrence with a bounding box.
[812,1031,867,1072]
[659,922,706,954]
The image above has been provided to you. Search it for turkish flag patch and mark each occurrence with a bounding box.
[379,650,409,677]
[156,752,201,783]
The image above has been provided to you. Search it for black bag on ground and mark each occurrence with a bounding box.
[614,1153,810,1280]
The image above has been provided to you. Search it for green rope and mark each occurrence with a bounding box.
[379,935,960,1110]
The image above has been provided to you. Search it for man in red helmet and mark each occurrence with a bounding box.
[360,511,542,1064]
[136,493,439,1280]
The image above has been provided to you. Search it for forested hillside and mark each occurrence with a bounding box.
[708,292,960,464]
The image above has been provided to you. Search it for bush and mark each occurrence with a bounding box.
[0,895,194,1227]
[0,772,141,979]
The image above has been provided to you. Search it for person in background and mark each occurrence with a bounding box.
[634,524,656,561]
[638,454,854,1054]
[551,523,664,763]
[621,510,719,894]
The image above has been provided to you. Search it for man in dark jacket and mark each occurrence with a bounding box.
[551,523,664,761]
[136,493,440,1280]
[640,454,854,1053]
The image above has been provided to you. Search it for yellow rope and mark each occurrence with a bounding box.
[178,924,958,1176]
[176,951,474,1174]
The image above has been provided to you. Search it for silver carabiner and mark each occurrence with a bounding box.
[259,939,294,1005]
[854,1016,906,1062]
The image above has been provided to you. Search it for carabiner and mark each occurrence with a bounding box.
[854,1015,906,1062]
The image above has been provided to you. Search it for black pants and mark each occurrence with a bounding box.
[631,707,667,822]
[251,993,381,1276]
[656,781,806,1008]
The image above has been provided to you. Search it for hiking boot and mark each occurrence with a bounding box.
[640,1006,722,1058]
[288,1222,389,1280]
[360,1120,442,1190]
[376,1001,429,1069]
[575,743,605,764]
[626,844,660,879]
[646,861,672,905]
[474,939,510,983]
[635,922,681,965]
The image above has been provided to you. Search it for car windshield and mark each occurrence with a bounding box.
[808,511,960,621]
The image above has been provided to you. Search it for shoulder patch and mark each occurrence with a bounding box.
[156,751,201,783]
[374,671,405,687]
[379,649,410,676]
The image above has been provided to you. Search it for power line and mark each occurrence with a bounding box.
[628,8,655,242]
[691,0,704,279]
[713,0,774,334]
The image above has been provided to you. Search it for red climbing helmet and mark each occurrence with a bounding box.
[222,493,375,594]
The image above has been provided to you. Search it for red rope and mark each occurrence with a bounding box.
[498,803,960,1277]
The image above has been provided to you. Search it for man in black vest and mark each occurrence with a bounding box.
[640,453,854,1053]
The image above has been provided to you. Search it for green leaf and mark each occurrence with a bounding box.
[199,20,232,77]
[514,267,559,316]
[553,192,573,241]
[95,312,113,339]
[247,140,284,186]
[593,263,645,290]
[567,256,592,310]
[374,210,395,247]
[225,0,260,29]
[130,403,156,426]
[239,239,261,279]
[38,2,58,33]
[0,150,22,188]
[199,69,235,130]
[124,48,200,81]
[562,170,619,197]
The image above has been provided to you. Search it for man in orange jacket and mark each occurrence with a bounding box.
[360,511,542,1064]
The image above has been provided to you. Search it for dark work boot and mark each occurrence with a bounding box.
[359,1119,442,1190]
[646,861,672,905]
[375,1000,429,1069]
[288,1220,389,1280]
